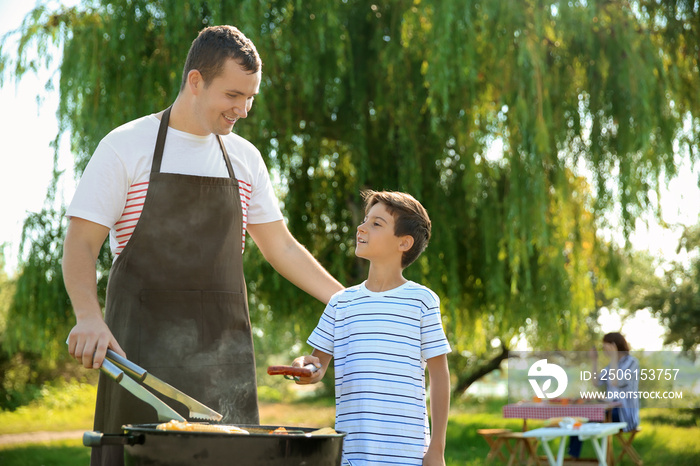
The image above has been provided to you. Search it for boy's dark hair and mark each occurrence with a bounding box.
[180,25,262,91]
[361,190,431,268]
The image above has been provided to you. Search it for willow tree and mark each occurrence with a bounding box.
[2,0,698,396]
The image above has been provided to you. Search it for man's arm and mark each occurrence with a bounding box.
[247,220,344,303]
[63,217,125,368]
[423,353,450,466]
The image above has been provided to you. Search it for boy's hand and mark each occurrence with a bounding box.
[422,444,445,466]
[292,355,324,384]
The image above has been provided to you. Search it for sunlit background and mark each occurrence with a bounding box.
[1,0,698,352]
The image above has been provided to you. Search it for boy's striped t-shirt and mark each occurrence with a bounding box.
[307,281,451,465]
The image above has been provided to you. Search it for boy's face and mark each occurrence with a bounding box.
[356,202,408,265]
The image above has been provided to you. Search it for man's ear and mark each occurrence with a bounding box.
[398,235,414,252]
[187,70,203,95]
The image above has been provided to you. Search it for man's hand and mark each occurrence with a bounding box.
[62,217,121,369]
[67,316,125,369]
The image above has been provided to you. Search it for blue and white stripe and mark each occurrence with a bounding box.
[308,281,451,465]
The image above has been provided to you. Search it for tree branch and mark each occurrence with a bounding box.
[453,344,509,397]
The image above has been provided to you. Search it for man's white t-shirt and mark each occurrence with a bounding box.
[67,114,283,257]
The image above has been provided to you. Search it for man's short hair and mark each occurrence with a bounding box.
[361,190,432,268]
[180,25,262,91]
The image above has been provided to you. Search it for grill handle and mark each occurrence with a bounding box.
[83,431,144,447]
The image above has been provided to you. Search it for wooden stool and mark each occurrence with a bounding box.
[477,429,512,463]
[498,431,539,466]
[614,427,643,465]
[477,429,539,465]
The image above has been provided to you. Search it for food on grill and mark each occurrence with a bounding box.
[156,420,249,434]
[154,420,337,437]
[309,427,337,436]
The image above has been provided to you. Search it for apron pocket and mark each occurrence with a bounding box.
[138,289,253,368]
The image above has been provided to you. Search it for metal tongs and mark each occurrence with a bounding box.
[101,349,223,422]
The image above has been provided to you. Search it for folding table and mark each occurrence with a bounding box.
[520,422,627,466]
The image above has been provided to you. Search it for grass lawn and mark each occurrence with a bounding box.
[0,380,96,435]
[0,439,90,466]
[1,380,698,465]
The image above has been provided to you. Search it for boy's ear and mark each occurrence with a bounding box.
[398,235,414,252]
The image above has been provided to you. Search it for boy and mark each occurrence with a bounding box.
[293,190,451,466]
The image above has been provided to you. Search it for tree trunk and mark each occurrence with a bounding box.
[453,345,509,397]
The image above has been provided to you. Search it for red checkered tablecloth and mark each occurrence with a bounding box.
[502,402,619,422]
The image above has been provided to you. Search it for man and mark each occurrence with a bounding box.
[63,25,343,466]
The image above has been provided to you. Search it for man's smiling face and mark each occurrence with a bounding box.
[191,58,261,136]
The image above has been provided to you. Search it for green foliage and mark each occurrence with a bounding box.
[1,0,699,395]
[0,351,91,411]
[652,227,700,352]
[0,249,13,340]
[0,378,96,432]
[618,225,700,351]
[0,354,43,411]
[4,207,70,358]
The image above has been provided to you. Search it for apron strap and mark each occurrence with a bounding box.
[151,106,236,180]
[216,135,235,179]
[151,106,172,174]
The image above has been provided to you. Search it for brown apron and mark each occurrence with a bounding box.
[91,107,259,466]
